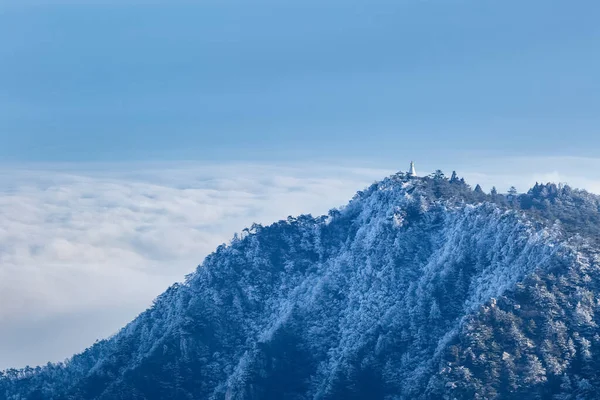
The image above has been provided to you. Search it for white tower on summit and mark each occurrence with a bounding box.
[408,161,417,177]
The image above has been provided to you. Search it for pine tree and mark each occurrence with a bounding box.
[450,171,459,183]
[432,170,446,180]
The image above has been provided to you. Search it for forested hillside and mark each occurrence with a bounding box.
[2,171,600,400]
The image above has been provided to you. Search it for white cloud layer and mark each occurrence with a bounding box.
[0,162,389,369]
[1,158,599,369]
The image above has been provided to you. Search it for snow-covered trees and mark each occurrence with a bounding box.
[2,172,600,399]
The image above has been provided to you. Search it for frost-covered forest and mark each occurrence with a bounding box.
[2,171,600,399]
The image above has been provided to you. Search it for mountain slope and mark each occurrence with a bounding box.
[2,172,600,400]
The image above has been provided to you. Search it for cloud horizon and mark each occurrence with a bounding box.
[1,158,599,369]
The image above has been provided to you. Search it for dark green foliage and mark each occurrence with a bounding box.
[3,171,600,400]
[432,248,600,399]
[517,182,600,244]
[416,171,600,244]
[450,171,460,183]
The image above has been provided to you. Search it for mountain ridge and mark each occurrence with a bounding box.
[2,171,600,399]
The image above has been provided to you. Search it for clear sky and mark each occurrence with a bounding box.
[1,0,600,369]
[1,0,599,163]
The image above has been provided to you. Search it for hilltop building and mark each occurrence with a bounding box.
[408,161,417,177]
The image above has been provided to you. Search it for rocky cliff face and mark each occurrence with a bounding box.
[3,172,600,400]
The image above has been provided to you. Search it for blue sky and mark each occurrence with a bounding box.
[1,0,599,163]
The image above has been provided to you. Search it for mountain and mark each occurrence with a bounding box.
[2,171,600,400]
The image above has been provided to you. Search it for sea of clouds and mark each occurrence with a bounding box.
[1,158,599,369]
[0,163,390,368]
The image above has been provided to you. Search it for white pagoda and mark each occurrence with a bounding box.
[408,161,417,177]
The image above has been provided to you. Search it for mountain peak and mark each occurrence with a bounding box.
[3,170,600,400]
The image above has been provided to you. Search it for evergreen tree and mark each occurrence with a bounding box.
[450,171,459,183]
[432,170,446,180]
[5,171,600,400]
